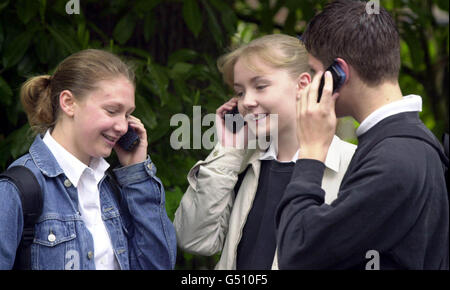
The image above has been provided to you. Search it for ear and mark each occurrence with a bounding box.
[295,72,311,100]
[335,57,350,85]
[59,90,77,117]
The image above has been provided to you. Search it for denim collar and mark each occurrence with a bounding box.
[28,134,65,178]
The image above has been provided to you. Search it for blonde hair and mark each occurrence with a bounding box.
[20,49,135,134]
[217,34,311,88]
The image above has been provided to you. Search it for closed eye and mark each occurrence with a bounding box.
[256,85,268,91]
[235,91,245,98]
[105,108,117,115]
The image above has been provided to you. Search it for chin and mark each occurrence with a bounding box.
[94,146,113,159]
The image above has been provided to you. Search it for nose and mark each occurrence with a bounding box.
[114,116,129,136]
[241,91,258,114]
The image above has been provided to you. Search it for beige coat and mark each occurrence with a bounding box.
[174,136,356,269]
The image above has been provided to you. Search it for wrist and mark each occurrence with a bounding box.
[298,146,328,163]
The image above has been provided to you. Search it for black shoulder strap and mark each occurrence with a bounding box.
[0,165,43,270]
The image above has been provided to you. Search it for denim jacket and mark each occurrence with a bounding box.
[0,135,177,270]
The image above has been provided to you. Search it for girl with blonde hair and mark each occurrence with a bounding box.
[174,34,356,269]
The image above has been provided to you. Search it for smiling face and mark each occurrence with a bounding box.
[233,56,298,141]
[70,76,135,163]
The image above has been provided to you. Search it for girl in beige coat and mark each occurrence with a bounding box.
[174,34,356,269]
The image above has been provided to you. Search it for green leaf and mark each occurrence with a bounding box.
[169,62,193,80]
[77,22,90,49]
[16,0,39,24]
[34,31,54,64]
[143,12,155,42]
[0,21,4,53]
[16,53,37,77]
[164,186,184,221]
[183,0,203,37]
[0,76,12,105]
[168,49,198,67]
[146,63,169,106]
[209,0,237,35]
[47,25,78,55]
[135,93,157,130]
[10,124,33,159]
[2,30,33,68]
[39,0,47,23]
[113,12,137,45]
[0,0,9,13]
[202,0,222,47]
[134,0,161,13]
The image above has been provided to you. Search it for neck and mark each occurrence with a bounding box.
[52,121,91,166]
[276,126,299,162]
[351,81,403,123]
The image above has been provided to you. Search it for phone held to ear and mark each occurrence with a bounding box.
[223,106,246,133]
[317,60,346,102]
[117,125,140,151]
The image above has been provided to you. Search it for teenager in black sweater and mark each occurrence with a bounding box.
[275,0,449,269]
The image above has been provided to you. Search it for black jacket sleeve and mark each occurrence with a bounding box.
[275,138,442,269]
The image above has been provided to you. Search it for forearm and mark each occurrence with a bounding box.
[114,157,177,269]
[275,155,419,269]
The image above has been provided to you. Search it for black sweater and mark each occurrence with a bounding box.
[237,160,295,270]
[275,112,449,269]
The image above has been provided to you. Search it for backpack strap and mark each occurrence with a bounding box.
[0,166,43,270]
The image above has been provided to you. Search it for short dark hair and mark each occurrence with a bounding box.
[302,0,400,86]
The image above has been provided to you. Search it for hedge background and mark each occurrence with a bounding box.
[0,0,448,269]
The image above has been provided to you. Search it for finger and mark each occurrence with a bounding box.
[310,70,324,105]
[128,116,143,126]
[216,104,232,116]
[321,71,335,107]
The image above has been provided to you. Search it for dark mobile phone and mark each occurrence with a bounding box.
[317,60,346,102]
[117,125,140,151]
[223,106,246,133]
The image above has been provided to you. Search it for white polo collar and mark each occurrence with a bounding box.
[42,130,110,187]
[356,94,422,136]
[259,135,341,172]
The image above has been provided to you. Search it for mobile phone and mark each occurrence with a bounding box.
[223,106,246,133]
[117,125,140,151]
[317,60,346,102]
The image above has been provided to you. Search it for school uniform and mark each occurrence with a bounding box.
[174,135,356,269]
[276,95,449,269]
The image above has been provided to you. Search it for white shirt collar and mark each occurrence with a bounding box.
[356,94,422,137]
[259,135,341,172]
[42,130,110,187]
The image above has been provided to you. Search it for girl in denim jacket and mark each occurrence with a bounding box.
[0,49,176,270]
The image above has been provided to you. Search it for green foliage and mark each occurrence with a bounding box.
[0,0,448,270]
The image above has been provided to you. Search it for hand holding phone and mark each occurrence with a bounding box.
[317,60,346,102]
[117,125,140,151]
[223,106,246,133]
